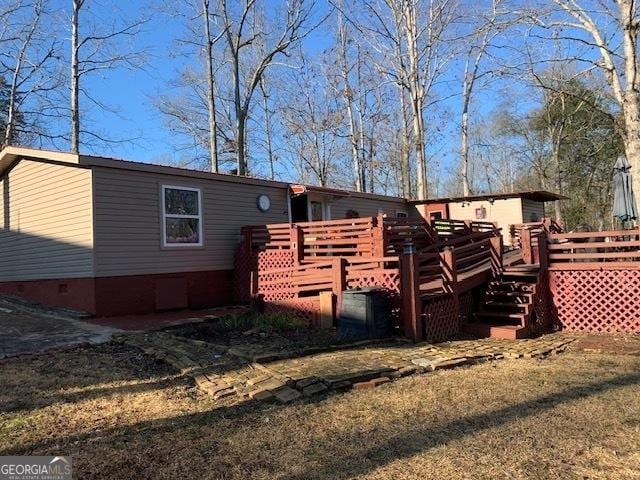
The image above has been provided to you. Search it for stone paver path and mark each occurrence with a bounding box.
[116,330,576,404]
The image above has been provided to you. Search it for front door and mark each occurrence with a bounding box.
[290,194,331,222]
[291,194,309,222]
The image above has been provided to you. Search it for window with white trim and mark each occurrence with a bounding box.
[161,185,203,247]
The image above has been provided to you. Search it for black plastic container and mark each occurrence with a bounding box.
[338,288,393,339]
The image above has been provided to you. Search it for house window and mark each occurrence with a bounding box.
[161,185,203,247]
[475,206,487,219]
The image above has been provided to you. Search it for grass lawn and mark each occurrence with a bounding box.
[1,341,639,479]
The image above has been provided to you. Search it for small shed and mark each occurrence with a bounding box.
[410,191,565,245]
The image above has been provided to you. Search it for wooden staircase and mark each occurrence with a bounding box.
[463,263,540,340]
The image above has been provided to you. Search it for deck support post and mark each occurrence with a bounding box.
[537,231,548,270]
[490,235,503,275]
[372,214,386,258]
[332,257,347,318]
[289,225,303,264]
[521,228,533,264]
[400,245,422,341]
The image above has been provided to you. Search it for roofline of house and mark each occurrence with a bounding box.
[408,190,568,204]
[0,146,407,203]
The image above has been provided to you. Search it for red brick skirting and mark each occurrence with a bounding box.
[0,269,234,317]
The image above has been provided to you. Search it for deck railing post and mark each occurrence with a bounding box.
[289,225,303,264]
[537,231,549,270]
[521,228,533,264]
[242,226,253,257]
[490,235,503,275]
[372,214,386,258]
[439,247,457,295]
[332,257,347,317]
[400,243,422,341]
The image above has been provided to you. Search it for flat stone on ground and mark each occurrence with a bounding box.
[302,382,328,397]
[272,386,302,403]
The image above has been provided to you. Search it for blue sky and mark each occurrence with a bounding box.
[45,0,548,193]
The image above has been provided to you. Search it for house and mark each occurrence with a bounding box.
[410,191,566,245]
[0,147,409,316]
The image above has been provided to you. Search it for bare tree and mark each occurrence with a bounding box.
[459,0,512,196]
[352,0,460,200]
[221,0,320,176]
[537,0,640,210]
[1,0,62,147]
[70,0,147,153]
[202,0,226,172]
[335,7,363,191]
[258,76,277,179]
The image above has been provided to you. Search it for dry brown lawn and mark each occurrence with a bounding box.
[1,341,639,480]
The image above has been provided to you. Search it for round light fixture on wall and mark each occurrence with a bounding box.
[257,194,271,212]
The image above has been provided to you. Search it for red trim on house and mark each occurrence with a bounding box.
[0,269,234,317]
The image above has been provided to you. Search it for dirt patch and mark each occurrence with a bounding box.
[570,333,640,355]
[163,318,389,362]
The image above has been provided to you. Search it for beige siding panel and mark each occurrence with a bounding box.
[329,195,407,219]
[92,167,289,276]
[521,198,545,223]
[448,198,523,246]
[0,160,94,281]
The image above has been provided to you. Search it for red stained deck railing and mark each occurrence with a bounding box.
[240,215,503,340]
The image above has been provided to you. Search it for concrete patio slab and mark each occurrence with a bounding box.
[0,308,118,360]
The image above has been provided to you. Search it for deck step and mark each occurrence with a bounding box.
[474,311,526,326]
[485,291,533,300]
[463,323,530,340]
[501,271,539,278]
[483,301,531,311]
[488,281,536,292]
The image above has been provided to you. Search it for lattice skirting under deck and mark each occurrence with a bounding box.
[423,294,460,343]
[549,269,640,334]
[262,297,320,326]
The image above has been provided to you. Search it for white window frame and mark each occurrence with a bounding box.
[161,185,203,248]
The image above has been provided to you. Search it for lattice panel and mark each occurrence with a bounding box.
[458,291,474,324]
[263,298,320,326]
[347,271,400,292]
[256,251,296,301]
[234,247,295,303]
[530,273,551,335]
[257,250,295,271]
[423,294,460,343]
[549,270,640,334]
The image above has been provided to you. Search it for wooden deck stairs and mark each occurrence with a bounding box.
[463,262,541,340]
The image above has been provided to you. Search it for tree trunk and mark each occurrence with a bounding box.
[202,0,219,173]
[232,51,246,175]
[461,109,470,196]
[70,0,81,153]
[260,81,275,180]
[403,1,427,200]
[412,95,427,199]
[337,12,362,192]
[397,85,411,198]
